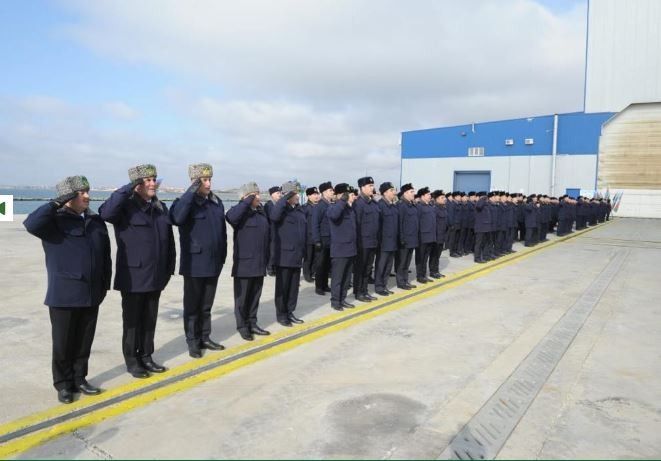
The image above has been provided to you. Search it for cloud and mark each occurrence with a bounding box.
[1,0,588,188]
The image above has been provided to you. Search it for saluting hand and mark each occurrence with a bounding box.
[51,191,78,209]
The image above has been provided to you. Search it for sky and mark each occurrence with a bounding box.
[0,0,588,189]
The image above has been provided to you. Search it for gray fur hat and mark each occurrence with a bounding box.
[128,164,157,182]
[188,163,213,180]
[281,180,301,195]
[56,176,90,196]
[239,181,260,198]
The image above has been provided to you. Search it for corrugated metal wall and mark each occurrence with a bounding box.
[598,103,661,190]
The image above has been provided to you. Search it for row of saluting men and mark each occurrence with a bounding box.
[23,163,611,404]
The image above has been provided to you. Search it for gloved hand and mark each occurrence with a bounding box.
[51,191,78,209]
[187,178,202,194]
[314,242,322,250]
[129,178,144,191]
[341,192,350,202]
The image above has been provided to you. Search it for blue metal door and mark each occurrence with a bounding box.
[565,188,580,198]
[453,171,491,192]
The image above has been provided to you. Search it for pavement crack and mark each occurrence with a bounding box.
[72,430,114,460]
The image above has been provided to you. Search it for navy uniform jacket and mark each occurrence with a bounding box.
[417,202,437,244]
[467,201,476,229]
[446,201,457,228]
[434,204,448,243]
[488,202,499,232]
[169,191,227,278]
[459,203,470,229]
[516,202,525,225]
[263,200,275,222]
[24,204,112,308]
[270,197,307,268]
[377,199,399,252]
[226,197,270,277]
[504,202,516,228]
[354,194,380,249]
[302,202,317,245]
[524,203,538,228]
[474,197,491,233]
[398,199,419,249]
[558,202,567,220]
[327,199,357,258]
[312,198,332,246]
[540,204,551,224]
[99,184,176,293]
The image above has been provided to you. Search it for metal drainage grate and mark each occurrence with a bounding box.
[439,249,629,460]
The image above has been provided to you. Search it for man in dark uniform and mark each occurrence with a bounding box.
[301,186,320,283]
[539,195,550,242]
[264,186,282,276]
[169,163,227,358]
[353,176,380,303]
[557,195,568,236]
[312,181,333,296]
[488,192,500,258]
[504,193,517,253]
[429,190,448,278]
[270,181,307,326]
[576,196,587,230]
[606,199,612,220]
[464,192,476,255]
[225,182,271,341]
[516,194,526,241]
[99,164,175,379]
[327,183,358,310]
[415,187,436,284]
[396,183,418,290]
[524,195,538,247]
[24,176,111,403]
[458,193,470,256]
[473,191,490,263]
[374,182,398,296]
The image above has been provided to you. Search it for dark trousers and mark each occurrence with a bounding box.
[49,306,99,391]
[416,242,433,279]
[303,244,317,282]
[447,227,459,255]
[507,227,516,251]
[353,247,376,296]
[474,232,487,261]
[396,247,414,286]
[331,257,354,307]
[539,222,549,241]
[464,228,475,254]
[121,291,161,371]
[183,275,219,347]
[374,250,395,292]
[429,242,444,274]
[517,222,526,241]
[314,243,331,291]
[234,276,264,334]
[275,266,301,321]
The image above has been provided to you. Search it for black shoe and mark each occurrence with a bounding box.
[304,276,314,283]
[130,368,150,379]
[341,301,355,309]
[201,339,225,351]
[239,330,254,341]
[355,294,372,302]
[323,287,332,293]
[58,389,74,404]
[189,346,202,358]
[450,253,461,258]
[416,278,428,284]
[331,305,344,311]
[386,289,395,294]
[75,380,102,395]
[315,288,328,296]
[278,319,293,327]
[397,284,412,290]
[267,268,276,277]
[251,325,271,335]
[142,359,167,373]
[430,273,442,279]
[375,290,391,296]
[289,314,304,324]
[406,283,417,289]
[425,277,434,283]
[365,293,378,301]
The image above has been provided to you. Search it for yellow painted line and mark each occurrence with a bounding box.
[0,221,612,458]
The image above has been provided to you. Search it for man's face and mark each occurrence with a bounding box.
[461,196,468,203]
[136,176,157,200]
[288,193,300,205]
[421,193,432,204]
[435,195,446,205]
[271,191,282,202]
[197,177,212,196]
[361,183,374,197]
[322,189,334,201]
[308,192,320,204]
[403,189,415,201]
[348,192,357,205]
[383,188,396,202]
[250,193,261,207]
[67,189,90,213]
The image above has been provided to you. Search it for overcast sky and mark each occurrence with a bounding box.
[0,0,587,189]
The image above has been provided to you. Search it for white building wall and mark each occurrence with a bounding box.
[401,155,596,195]
[584,0,661,113]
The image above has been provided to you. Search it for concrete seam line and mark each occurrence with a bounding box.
[0,221,613,457]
